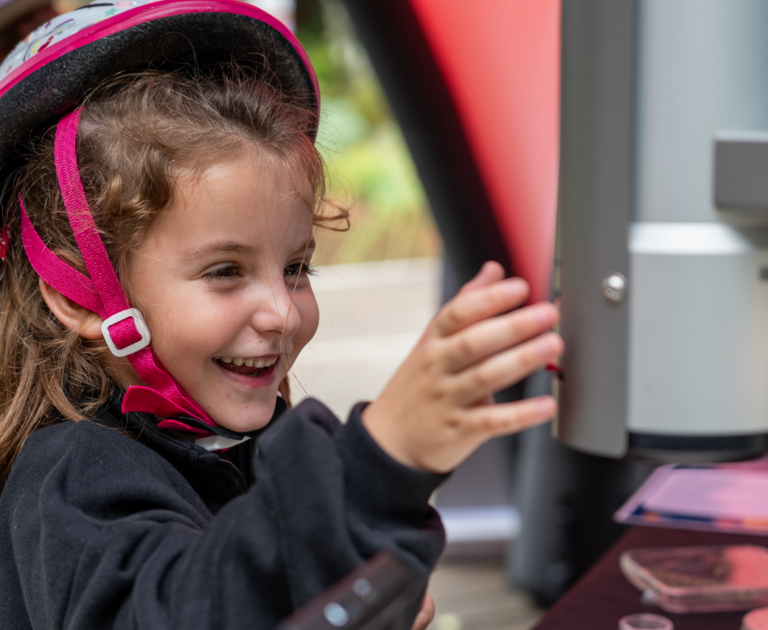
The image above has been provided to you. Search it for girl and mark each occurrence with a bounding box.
[0,1,564,629]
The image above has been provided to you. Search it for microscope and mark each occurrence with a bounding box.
[557,0,768,462]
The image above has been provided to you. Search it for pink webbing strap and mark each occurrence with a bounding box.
[55,112,134,325]
[20,200,104,315]
[21,107,217,435]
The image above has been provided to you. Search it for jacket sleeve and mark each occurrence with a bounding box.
[0,399,446,630]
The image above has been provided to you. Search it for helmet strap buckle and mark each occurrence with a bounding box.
[101,308,152,357]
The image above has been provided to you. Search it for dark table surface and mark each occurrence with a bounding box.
[532,526,768,630]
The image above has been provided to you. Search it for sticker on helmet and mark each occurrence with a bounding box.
[0,0,156,77]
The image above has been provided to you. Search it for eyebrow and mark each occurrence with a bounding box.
[294,237,317,256]
[180,237,316,262]
[180,241,255,262]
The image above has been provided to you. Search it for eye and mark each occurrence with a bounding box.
[284,261,316,278]
[203,263,242,281]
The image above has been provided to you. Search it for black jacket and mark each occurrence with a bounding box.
[0,397,446,630]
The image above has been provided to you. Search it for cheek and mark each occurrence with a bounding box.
[128,269,219,363]
[295,292,319,347]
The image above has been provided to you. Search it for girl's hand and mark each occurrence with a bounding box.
[411,593,435,630]
[361,261,563,474]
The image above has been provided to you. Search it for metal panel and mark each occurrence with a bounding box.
[628,0,768,446]
[634,0,768,223]
[627,223,768,435]
[555,0,634,457]
[715,133,768,210]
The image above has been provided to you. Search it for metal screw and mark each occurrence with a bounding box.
[602,273,626,304]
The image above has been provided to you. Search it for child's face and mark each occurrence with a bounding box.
[127,150,319,433]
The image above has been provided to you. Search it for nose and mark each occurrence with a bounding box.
[251,278,301,339]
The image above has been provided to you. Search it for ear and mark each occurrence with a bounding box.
[39,278,103,340]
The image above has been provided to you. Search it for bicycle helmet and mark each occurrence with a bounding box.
[0,0,319,449]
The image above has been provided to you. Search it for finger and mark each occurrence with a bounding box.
[467,395,557,438]
[411,593,435,630]
[451,332,563,403]
[441,302,560,372]
[458,261,505,294]
[431,278,529,338]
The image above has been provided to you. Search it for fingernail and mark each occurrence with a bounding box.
[534,304,553,325]
[505,278,525,296]
[537,397,555,417]
[539,336,556,356]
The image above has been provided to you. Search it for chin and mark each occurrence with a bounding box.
[215,402,277,434]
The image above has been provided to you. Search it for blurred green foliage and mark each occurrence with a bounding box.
[298,1,441,265]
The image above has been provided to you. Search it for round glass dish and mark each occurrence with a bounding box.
[618,613,674,630]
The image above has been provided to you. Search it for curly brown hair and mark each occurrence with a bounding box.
[0,65,347,487]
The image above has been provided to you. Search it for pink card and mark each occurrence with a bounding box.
[643,469,768,521]
[615,459,768,534]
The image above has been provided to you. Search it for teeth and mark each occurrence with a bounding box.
[217,356,279,368]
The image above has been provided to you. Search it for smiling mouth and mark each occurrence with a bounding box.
[213,355,279,377]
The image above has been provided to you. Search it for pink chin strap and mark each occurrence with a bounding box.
[20,107,217,437]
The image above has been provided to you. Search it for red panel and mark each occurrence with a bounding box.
[408,0,560,304]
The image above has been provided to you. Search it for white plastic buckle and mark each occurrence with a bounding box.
[101,308,152,357]
[195,435,251,452]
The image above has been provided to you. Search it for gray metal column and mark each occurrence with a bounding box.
[555,0,635,457]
